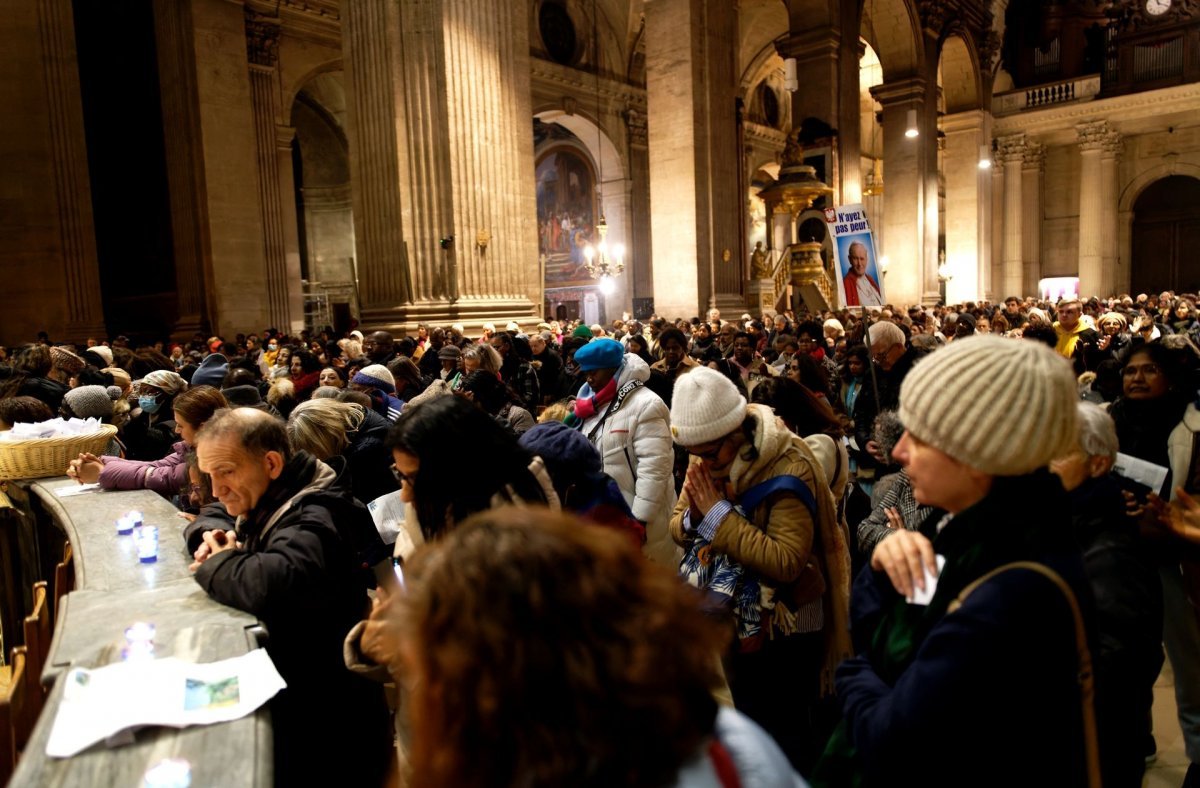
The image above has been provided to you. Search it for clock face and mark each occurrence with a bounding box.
[1146,0,1172,16]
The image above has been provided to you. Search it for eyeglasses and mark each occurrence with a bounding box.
[390,465,414,486]
[1122,363,1162,377]
[686,435,727,461]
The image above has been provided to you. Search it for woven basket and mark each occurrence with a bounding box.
[0,425,119,481]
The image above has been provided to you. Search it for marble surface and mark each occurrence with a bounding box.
[10,624,271,788]
[10,476,273,786]
[31,477,197,592]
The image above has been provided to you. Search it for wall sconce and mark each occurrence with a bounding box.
[905,109,919,139]
[879,255,890,276]
[977,144,992,169]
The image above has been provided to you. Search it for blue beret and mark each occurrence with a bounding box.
[573,338,624,372]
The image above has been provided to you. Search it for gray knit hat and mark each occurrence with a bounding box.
[669,365,747,446]
[898,334,1078,476]
[63,385,116,420]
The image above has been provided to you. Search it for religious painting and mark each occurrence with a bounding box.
[537,147,599,289]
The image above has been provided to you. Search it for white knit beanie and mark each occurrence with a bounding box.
[898,334,1078,476]
[669,366,747,446]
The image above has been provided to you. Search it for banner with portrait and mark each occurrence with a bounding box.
[823,204,885,309]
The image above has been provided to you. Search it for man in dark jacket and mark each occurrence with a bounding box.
[191,408,391,787]
[491,330,541,410]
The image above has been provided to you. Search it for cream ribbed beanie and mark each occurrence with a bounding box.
[669,365,747,446]
[898,334,1078,476]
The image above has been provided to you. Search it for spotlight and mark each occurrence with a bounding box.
[905,109,919,139]
[977,144,992,169]
[599,275,616,295]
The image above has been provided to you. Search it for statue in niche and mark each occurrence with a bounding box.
[750,241,771,279]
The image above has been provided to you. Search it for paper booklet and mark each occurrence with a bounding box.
[46,648,286,758]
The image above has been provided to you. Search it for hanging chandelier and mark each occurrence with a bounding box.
[581,0,623,296]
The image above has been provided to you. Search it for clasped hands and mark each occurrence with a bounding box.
[683,462,729,522]
[188,529,240,572]
[65,452,103,484]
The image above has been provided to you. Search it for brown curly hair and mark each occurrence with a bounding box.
[398,508,729,787]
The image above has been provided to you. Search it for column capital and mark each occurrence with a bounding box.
[918,0,951,36]
[995,133,1027,163]
[1076,120,1111,151]
[869,76,927,107]
[245,9,280,68]
[1101,131,1123,158]
[624,106,648,148]
[1021,141,1045,169]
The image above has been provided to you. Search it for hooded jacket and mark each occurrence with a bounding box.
[575,353,679,565]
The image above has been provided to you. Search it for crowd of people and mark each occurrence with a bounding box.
[2,288,1200,787]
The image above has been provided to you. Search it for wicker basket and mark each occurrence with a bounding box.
[0,425,119,481]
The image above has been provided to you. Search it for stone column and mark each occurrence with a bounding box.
[941,110,991,304]
[1100,131,1122,298]
[625,107,652,307]
[34,0,105,338]
[996,134,1025,300]
[646,0,742,319]
[275,125,305,333]
[1076,121,1108,298]
[341,0,412,316]
[870,76,930,307]
[189,0,271,335]
[246,10,296,331]
[342,0,539,331]
[1020,142,1045,297]
[153,0,209,338]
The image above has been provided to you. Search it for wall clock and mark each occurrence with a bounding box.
[1146,0,1173,16]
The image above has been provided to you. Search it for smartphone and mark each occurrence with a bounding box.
[372,557,406,592]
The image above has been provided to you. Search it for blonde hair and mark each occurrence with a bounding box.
[286,398,366,460]
[539,401,573,423]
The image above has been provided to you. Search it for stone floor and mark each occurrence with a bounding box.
[1148,662,1191,787]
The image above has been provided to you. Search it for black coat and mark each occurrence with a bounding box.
[193,452,391,786]
[1071,475,1164,788]
[122,410,178,461]
[344,408,399,504]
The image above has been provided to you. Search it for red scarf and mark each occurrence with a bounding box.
[292,369,321,398]
[572,376,618,420]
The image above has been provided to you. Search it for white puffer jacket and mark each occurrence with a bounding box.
[577,353,680,565]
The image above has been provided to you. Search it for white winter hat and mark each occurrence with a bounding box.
[669,365,748,446]
[898,334,1078,476]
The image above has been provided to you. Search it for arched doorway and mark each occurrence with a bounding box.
[1131,175,1200,295]
[290,71,357,332]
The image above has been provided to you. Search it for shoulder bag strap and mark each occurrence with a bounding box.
[738,474,816,518]
[948,561,1101,788]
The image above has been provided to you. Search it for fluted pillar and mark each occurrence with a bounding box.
[1100,132,1122,298]
[1021,142,1045,297]
[275,125,304,332]
[625,107,653,307]
[245,9,295,330]
[646,0,742,319]
[34,0,106,341]
[153,0,209,338]
[1077,121,1107,298]
[342,0,412,314]
[342,0,538,331]
[997,134,1025,299]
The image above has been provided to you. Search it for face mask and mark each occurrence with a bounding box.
[138,395,161,414]
[268,343,278,351]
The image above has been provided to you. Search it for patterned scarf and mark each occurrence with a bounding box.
[564,376,618,428]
